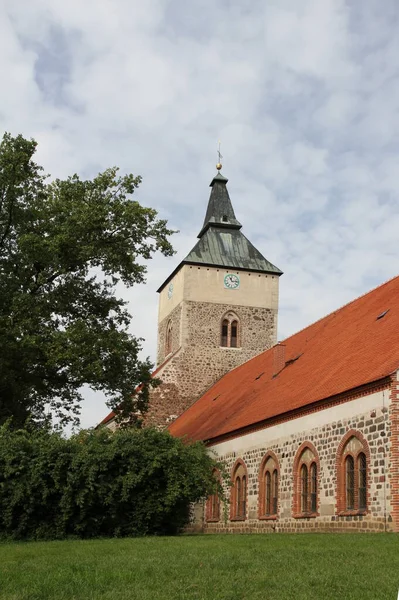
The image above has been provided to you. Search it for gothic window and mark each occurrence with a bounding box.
[221,319,228,347]
[358,453,367,510]
[230,460,247,520]
[220,312,241,348]
[301,464,308,513]
[336,432,369,514]
[206,469,221,522]
[346,455,355,510]
[231,320,238,348]
[258,452,279,518]
[293,442,319,517]
[165,321,172,356]
[310,462,317,513]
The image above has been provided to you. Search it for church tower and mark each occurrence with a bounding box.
[144,165,283,427]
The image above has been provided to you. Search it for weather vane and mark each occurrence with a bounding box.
[216,140,223,171]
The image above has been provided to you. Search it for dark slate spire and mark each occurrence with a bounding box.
[197,173,242,238]
[157,170,282,293]
[183,171,282,275]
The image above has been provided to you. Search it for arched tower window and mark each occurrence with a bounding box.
[165,321,173,356]
[220,312,241,348]
[230,459,248,520]
[293,442,320,518]
[336,431,369,514]
[258,451,279,518]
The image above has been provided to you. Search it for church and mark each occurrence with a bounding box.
[100,164,399,534]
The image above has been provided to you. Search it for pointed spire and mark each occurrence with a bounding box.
[197,172,242,238]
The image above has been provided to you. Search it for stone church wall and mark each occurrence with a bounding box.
[149,300,277,428]
[196,387,394,533]
[156,303,182,365]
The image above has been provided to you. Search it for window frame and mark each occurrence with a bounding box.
[336,431,369,516]
[292,442,320,518]
[258,451,280,520]
[206,469,221,523]
[165,320,173,356]
[220,312,241,348]
[230,459,248,521]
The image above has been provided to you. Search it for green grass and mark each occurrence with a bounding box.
[0,534,398,600]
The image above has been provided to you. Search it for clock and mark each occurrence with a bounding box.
[224,273,240,289]
[168,283,174,299]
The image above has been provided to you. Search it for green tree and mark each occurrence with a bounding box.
[0,423,227,539]
[0,133,175,428]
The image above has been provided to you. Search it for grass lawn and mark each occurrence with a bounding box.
[0,533,398,600]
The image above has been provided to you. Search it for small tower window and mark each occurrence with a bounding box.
[165,321,172,356]
[220,313,241,348]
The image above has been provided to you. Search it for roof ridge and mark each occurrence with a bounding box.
[278,273,399,347]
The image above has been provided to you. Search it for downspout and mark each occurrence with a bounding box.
[382,388,388,533]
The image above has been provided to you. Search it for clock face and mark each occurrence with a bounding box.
[168,283,174,299]
[224,273,240,289]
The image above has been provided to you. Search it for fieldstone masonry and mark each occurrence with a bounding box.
[145,299,277,428]
[199,397,393,533]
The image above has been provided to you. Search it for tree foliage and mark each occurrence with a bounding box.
[0,132,175,427]
[0,423,226,539]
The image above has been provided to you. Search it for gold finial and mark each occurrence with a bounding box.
[216,140,223,171]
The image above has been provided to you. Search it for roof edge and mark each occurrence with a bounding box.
[203,375,392,446]
[197,221,242,239]
[157,261,283,293]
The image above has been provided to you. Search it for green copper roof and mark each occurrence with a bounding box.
[184,227,282,273]
[157,171,282,292]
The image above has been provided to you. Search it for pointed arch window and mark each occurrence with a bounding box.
[206,469,221,522]
[230,460,248,521]
[258,451,279,519]
[337,432,369,515]
[220,312,241,348]
[293,442,320,518]
[165,321,173,356]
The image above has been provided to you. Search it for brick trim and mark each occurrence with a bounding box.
[230,458,248,521]
[389,373,399,532]
[292,441,320,518]
[335,429,370,516]
[207,377,391,447]
[205,468,221,523]
[258,450,280,519]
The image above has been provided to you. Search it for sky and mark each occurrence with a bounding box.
[2,0,399,429]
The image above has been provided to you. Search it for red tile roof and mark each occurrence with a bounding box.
[169,275,399,442]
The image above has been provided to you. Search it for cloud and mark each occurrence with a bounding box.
[1,0,399,428]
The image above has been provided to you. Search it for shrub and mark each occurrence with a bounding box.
[0,423,225,539]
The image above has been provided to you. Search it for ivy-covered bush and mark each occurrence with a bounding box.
[0,424,225,539]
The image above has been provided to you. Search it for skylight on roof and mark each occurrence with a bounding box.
[376,309,390,320]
